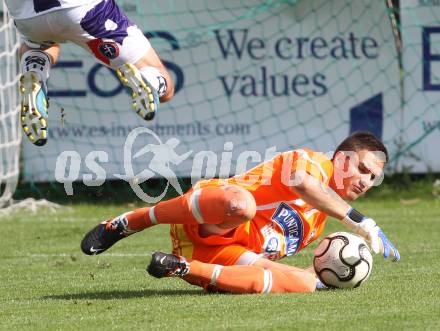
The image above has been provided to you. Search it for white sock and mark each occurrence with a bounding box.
[139,66,167,97]
[21,50,51,87]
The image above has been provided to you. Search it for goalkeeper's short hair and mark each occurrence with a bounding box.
[333,131,389,162]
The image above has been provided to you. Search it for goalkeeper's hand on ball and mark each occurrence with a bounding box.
[341,208,400,261]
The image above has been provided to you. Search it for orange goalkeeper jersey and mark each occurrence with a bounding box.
[171,148,334,264]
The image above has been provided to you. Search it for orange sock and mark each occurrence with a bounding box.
[269,269,317,293]
[110,186,234,232]
[182,260,316,294]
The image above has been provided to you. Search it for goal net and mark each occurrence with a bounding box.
[2,0,439,201]
[0,1,20,208]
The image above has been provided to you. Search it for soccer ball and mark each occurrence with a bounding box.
[313,232,373,289]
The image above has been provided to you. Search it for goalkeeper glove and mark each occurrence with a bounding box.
[341,208,400,261]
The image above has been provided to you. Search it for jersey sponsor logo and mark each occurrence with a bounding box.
[271,202,304,256]
[98,41,120,60]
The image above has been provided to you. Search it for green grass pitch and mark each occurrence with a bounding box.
[1,197,439,330]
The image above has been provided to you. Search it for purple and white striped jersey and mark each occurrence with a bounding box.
[4,0,95,19]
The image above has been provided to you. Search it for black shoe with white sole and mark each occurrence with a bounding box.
[81,217,129,255]
[147,251,190,278]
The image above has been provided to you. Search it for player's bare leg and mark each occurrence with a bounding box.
[19,43,60,146]
[81,185,255,255]
[116,47,174,121]
[147,251,317,294]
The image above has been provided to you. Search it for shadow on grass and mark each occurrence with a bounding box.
[41,288,204,301]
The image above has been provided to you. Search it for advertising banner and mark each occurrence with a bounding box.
[400,0,440,172]
[21,0,401,183]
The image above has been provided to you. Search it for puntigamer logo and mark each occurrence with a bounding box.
[271,203,304,256]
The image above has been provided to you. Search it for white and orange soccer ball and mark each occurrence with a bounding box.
[313,232,373,289]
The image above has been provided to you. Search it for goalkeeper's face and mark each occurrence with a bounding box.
[333,149,385,201]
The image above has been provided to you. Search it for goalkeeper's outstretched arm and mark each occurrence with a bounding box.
[290,171,400,261]
[290,171,350,220]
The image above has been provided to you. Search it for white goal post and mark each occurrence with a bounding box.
[0,1,21,208]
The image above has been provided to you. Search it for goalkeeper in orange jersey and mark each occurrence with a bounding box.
[81,131,400,293]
